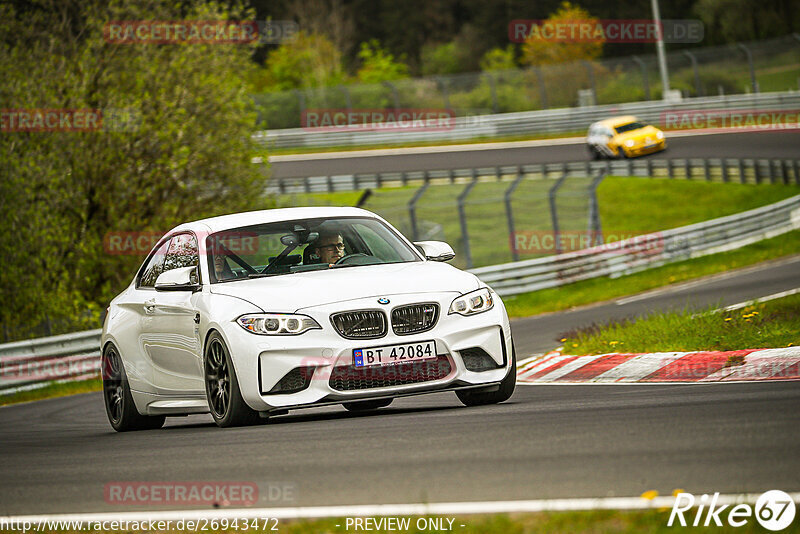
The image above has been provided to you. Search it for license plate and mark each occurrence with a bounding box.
[353,340,437,368]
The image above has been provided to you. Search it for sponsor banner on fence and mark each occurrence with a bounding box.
[509,19,704,43]
[301,108,456,132]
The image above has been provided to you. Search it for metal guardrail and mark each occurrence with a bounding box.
[473,193,800,296]
[256,91,800,149]
[268,156,800,194]
[0,329,101,391]
[2,180,799,393]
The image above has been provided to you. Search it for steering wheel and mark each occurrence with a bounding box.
[334,253,371,266]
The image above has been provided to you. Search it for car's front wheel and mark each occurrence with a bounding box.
[343,398,393,412]
[102,344,165,432]
[204,332,261,428]
[456,345,516,407]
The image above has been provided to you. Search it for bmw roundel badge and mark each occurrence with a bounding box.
[378,298,390,305]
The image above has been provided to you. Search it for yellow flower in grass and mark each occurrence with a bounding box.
[724,317,732,322]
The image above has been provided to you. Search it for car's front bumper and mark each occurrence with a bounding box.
[625,139,666,157]
[221,291,513,412]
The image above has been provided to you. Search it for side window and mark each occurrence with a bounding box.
[138,240,169,288]
[163,233,199,277]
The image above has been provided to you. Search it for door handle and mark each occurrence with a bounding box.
[144,299,156,314]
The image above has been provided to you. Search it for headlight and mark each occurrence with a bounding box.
[449,288,494,316]
[656,131,664,139]
[624,139,635,147]
[236,313,321,335]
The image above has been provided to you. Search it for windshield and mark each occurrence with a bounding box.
[206,216,420,282]
[614,121,646,134]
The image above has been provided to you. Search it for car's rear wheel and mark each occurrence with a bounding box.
[342,398,393,412]
[456,344,516,407]
[102,344,165,432]
[204,332,261,428]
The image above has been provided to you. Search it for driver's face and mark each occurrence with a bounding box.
[316,234,345,264]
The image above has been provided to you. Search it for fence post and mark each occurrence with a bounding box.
[754,159,762,184]
[549,174,569,255]
[294,89,306,119]
[436,77,450,110]
[738,159,746,184]
[383,81,400,110]
[632,55,650,100]
[684,159,691,180]
[458,170,479,268]
[534,67,548,109]
[587,172,607,246]
[795,160,800,186]
[408,174,430,241]
[339,85,352,113]
[703,159,711,181]
[485,73,499,114]
[682,50,702,97]
[736,43,758,93]
[721,159,729,183]
[504,168,526,262]
[667,159,674,178]
[583,61,597,104]
[781,160,790,185]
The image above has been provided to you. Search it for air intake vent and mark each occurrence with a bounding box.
[331,310,387,339]
[329,355,451,391]
[266,366,314,394]
[391,303,439,335]
[460,347,501,372]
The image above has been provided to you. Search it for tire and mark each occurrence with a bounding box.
[343,398,393,412]
[102,344,166,432]
[204,332,261,428]
[589,146,602,160]
[456,343,517,407]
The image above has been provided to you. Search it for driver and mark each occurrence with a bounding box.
[310,231,345,264]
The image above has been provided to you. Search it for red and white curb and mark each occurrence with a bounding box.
[516,347,800,384]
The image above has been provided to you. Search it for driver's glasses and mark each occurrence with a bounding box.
[319,242,345,252]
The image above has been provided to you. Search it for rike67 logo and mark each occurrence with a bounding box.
[669,490,796,530]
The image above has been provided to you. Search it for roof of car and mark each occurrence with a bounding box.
[593,115,639,128]
[169,206,378,235]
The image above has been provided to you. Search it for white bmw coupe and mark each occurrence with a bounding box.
[101,207,516,430]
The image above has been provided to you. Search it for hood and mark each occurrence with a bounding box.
[615,125,661,144]
[209,261,480,312]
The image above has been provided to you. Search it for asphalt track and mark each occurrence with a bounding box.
[1,257,799,516]
[269,130,800,178]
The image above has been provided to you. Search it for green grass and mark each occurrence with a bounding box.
[0,378,101,407]
[561,293,800,355]
[2,509,778,533]
[503,230,800,318]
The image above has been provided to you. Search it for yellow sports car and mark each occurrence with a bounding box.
[586,116,666,159]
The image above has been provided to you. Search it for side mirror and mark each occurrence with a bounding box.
[155,266,200,291]
[413,241,455,262]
